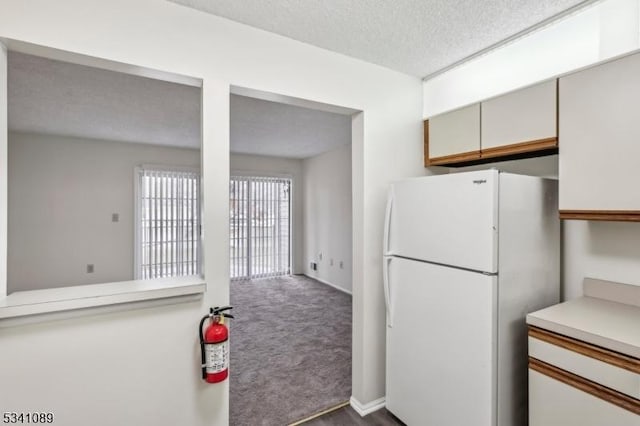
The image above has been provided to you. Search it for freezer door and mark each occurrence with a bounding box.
[386,169,498,273]
[385,257,496,426]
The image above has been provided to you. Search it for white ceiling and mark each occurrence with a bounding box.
[8,51,350,158]
[8,52,202,149]
[230,95,351,159]
[170,0,591,77]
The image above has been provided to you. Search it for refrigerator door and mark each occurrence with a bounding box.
[386,256,496,426]
[386,169,498,273]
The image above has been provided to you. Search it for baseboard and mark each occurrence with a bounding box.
[349,396,386,417]
[287,401,350,426]
[303,274,352,295]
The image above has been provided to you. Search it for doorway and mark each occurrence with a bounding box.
[228,89,355,426]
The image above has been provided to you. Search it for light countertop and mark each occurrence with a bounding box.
[527,279,640,359]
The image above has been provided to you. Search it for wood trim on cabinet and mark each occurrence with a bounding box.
[556,78,560,146]
[423,118,482,166]
[480,137,558,160]
[423,120,429,167]
[426,150,482,166]
[529,358,640,415]
[559,210,640,222]
[529,326,640,374]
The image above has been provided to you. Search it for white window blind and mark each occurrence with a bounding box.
[230,176,291,279]
[136,167,201,279]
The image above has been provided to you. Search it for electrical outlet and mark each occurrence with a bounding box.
[310,262,318,271]
[339,261,344,269]
[86,264,95,273]
[330,258,334,266]
[112,213,119,222]
[319,253,323,261]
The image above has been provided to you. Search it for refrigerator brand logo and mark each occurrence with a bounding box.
[473,179,487,184]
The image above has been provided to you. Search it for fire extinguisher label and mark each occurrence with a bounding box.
[205,341,228,373]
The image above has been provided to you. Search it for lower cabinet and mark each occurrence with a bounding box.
[528,326,640,425]
[529,369,639,426]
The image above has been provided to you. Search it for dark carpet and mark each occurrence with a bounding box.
[230,275,352,426]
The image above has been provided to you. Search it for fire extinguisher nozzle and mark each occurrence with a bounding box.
[212,306,233,316]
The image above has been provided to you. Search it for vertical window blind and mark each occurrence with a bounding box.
[230,176,291,279]
[136,167,201,279]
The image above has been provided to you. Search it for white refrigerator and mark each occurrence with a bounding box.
[383,169,559,426]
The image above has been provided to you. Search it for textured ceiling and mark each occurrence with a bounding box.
[9,52,350,158]
[230,95,351,159]
[8,52,202,148]
[170,0,590,77]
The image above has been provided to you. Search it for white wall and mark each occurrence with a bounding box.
[0,43,7,299]
[562,221,640,299]
[230,153,303,274]
[7,132,200,292]
[0,1,424,424]
[303,144,352,293]
[424,0,640,299]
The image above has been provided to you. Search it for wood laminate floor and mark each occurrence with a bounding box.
[301,407,405,426]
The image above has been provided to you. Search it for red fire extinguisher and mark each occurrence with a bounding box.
[199,306,234,383]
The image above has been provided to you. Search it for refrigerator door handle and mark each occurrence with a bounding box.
[383,186,394,256]
[383,256,393,327]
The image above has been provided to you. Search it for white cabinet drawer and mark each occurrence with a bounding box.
[529,336,640,399]
[529,369,639,426]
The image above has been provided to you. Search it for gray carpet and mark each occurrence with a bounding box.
[230,275,352,426]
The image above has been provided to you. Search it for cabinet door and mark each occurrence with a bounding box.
[426,103,480,165]
[481,80,557,159]
[529,369,639,426]
[559,52,640,220]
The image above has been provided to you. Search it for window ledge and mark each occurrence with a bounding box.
[0,276,206,321]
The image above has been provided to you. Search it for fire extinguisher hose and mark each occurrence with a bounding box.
[198,312,210,380]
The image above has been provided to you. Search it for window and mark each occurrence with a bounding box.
[136,167,201,279]
[230,176,291,279]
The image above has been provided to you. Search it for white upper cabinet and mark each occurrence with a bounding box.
[425,81,558,167]
[559,52,640,220]
[481,80,557,157]
[427,103,480,165]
